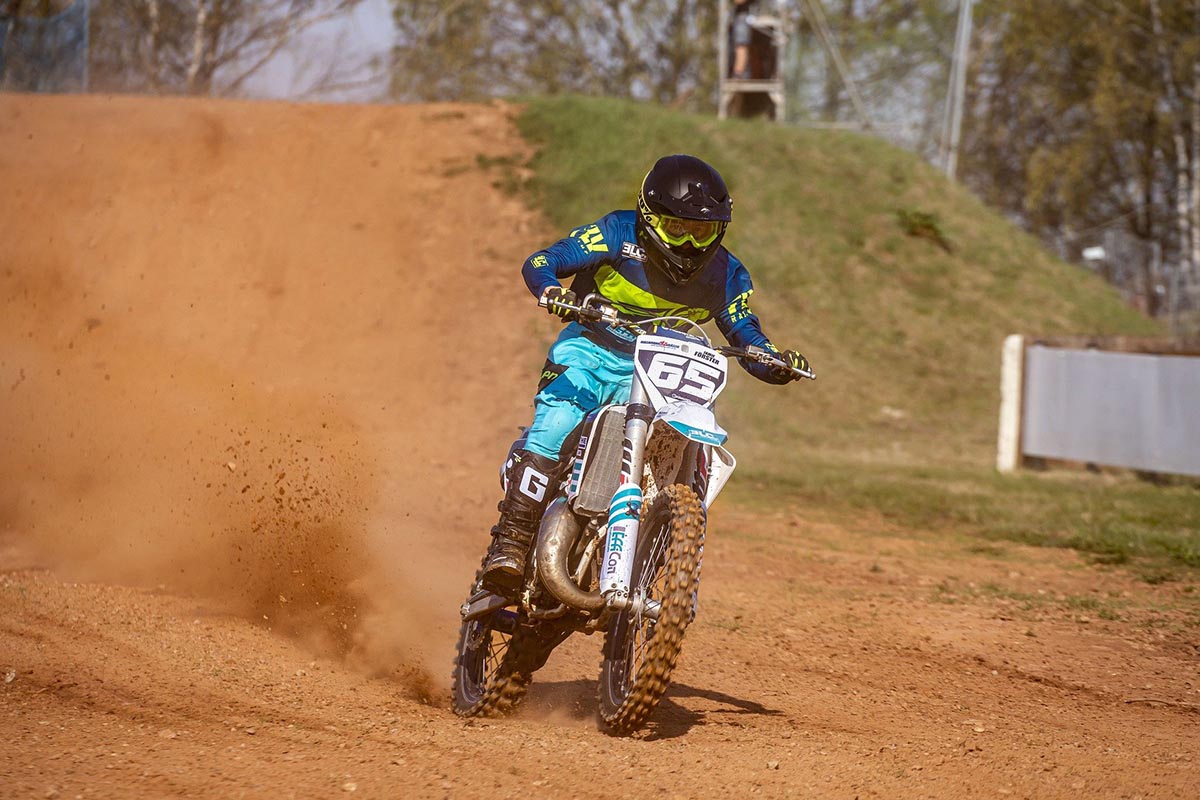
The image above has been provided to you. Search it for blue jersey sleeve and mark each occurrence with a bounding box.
[715,259,790,385]
[522,213,621,299]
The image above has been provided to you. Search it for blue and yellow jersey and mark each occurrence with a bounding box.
[522,210,790,384]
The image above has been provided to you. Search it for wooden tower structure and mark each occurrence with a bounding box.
[717,1,789,121]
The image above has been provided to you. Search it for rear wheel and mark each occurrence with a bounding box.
[597,484,704,735]
[451,580,532,717]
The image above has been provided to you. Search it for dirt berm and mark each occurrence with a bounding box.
[2,94,1197,799]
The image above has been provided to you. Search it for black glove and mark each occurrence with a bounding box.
[770,349,811,382]
[541,286,578,319]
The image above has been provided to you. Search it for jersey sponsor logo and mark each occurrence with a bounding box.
[610,326,636,343]
[620,241,646,262]
[531,254,550,269]
[725,288,755,323]
[570,224,609,254]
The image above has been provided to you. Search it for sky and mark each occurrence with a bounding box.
[237,0,396,103]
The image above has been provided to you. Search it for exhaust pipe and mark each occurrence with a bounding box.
[536,498,605,612]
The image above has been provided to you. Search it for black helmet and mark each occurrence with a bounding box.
[636,154,732,284]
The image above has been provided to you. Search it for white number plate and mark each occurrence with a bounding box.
[634,337,728,409]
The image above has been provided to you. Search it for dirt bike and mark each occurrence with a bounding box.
[451,293,814,735]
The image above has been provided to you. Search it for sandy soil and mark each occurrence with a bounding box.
[1,94,1197,799]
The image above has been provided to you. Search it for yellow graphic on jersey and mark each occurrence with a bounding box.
[571,224,609,254]
[594,266,708,324]
[531,254,550,269]
[726,289,755,323]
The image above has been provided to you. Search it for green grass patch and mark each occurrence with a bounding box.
[930,579,1045,610]
[726,459,1200,569]
[512,95,1190,572]
[474,152,529,196]
[929,580,1128,620]
[515,95,1157,466]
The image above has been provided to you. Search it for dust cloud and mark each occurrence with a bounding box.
[0,325,442,698]
[0,94,542,701]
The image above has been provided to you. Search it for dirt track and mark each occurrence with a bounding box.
[2,94,1198,799]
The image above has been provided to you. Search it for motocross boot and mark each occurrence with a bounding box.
[481,449,559,598]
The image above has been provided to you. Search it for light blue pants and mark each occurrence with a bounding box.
[523,324,634,461]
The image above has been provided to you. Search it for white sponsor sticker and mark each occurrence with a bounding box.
[621,241,647,262]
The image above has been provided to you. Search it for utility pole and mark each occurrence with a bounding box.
[81,0,90,91]
[940,0,974,178]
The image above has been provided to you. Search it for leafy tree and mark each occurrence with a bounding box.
[961,0,1200,319]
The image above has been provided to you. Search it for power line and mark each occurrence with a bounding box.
[1073,210,1137,237]
[800,0,874,131]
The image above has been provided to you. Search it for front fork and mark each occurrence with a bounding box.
[600,380,653,609]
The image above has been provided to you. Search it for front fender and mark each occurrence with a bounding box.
[651,401,728,446]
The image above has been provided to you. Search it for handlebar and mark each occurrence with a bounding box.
[715,343,816,381]
[542,292,638,328]
[539,292,816,381]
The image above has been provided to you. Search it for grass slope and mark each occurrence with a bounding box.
[514,95,1197,570]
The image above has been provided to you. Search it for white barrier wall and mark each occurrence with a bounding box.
[996,335,1025,472]
[1008,344,1200,477]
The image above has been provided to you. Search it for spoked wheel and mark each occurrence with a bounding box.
[451,582,532,717]
[597,484,705,735]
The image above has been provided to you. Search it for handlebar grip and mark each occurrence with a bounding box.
[541,296,605,323]
[541,294,577,316]
[769,354,814,381]
[722,346,816,380]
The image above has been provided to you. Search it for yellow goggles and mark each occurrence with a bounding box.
[649,214,724,248]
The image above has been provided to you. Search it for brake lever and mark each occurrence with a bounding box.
[596,305,620,324]
[725,345,816,380]
[538,295,671,341]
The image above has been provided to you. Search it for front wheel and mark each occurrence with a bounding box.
[597,484,705,735]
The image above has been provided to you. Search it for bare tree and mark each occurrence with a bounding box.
[1192,0,1200,300]
[959,0,1200,322]
[1150,0,1194,304]
[389,0,718,110]
[1,0,88,91]
[90,0,367,96]
[0,0,73,15]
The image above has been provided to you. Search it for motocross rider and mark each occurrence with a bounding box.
[481,154,809,596]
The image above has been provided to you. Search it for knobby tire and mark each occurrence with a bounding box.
[450,570,534,717]
[597,483,704,735]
